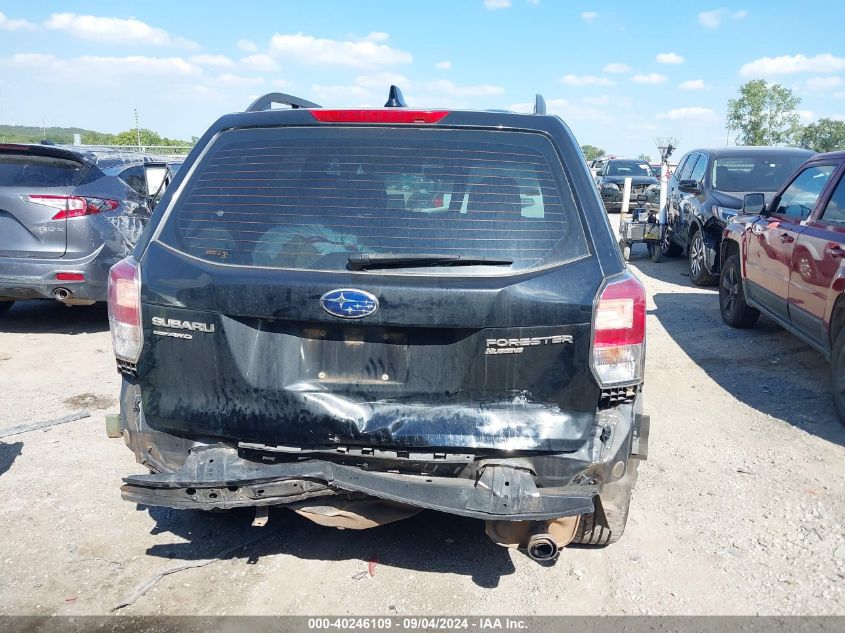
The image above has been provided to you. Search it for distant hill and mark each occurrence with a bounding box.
[0,124,117,144]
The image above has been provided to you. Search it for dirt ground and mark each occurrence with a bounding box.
[0,249,843,616]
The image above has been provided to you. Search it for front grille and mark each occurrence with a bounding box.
[599,385,638,408]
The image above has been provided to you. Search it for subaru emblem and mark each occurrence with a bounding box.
[320,289,379,319]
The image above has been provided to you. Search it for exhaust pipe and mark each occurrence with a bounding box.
[526,530,559,562]
[53,287,71,301]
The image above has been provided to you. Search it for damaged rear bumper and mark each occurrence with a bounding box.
[122,444,599,521]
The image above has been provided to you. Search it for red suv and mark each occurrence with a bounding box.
[719,151,845,424]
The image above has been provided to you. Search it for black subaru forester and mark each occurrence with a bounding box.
[108,88,649,561]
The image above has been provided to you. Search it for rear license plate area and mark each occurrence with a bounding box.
[300,327,409,384]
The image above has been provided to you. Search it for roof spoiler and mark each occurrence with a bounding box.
[245,92,322,112]
[0,142,96,166]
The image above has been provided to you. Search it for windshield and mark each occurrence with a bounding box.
[607,160,652,177]
[712,154,808,191]
[159,127,589,273]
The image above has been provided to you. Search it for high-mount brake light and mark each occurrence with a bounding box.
[310,110,449,124]
[591,273,646,387]
[23,194,119,220]
[108,258,142,362]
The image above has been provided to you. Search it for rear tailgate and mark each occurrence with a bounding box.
[137,124,603,451]
[0,145,92,258]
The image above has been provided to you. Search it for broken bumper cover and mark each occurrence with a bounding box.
[122,445,599,521]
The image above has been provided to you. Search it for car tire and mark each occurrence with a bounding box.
[719,255,759,328]
[572,488,632,547]
[688,230,718,286]
[830,326,845,426]
[660,227,682,258]
[0,300,14,316]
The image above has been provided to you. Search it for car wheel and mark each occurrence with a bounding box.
[659,224,682,257]
[831,327,845,426]
[572,460,637,546]
[0,300,14,316]
[688,231,718,286]
[719,255,759,328]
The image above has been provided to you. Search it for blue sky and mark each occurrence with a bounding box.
[1,0,844,157]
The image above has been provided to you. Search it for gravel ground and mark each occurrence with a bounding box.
[0,248,843,616]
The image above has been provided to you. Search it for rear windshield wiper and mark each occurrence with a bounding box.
[348,253,513,271]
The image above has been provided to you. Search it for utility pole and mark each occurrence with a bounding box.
[134,109,141,149]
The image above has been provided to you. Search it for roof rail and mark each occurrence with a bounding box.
[245,92,322,113]
[534,94,546,115]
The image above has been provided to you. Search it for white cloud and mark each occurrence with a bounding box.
[44,13,197,48]
[631,73,668,84]
[268,32,412,69]
[560,74,613,86]
[583,95,611,105]
[355,73,412,89]
[237,38,258,52]
[656,107,717,122]
[0,11,37,31]
[435,60,452,70]
[803,76,843,91]
[656,52,685,65]
[679,79,706,90]
[2,53,201,77]
[740,53,845,77]
[271,78,293,90]
[603,63,630,73]
[215,74,264,87]
[698,8,748,28]
[240,54,280,72]
[797,110,814,123]
[581,11,599,22]
[190,54,235,69]
[484,0,512,9]
[425,79,504,96]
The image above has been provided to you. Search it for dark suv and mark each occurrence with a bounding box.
[662,147,812,285]
[720,151,845,424]
[0,143,169,313]
[594,158,659,213]
[108,89,649,560]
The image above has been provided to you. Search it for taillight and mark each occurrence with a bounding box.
[108,257,142,362]
[310,110,449,124]
[23,195,119,220]
[591,273,646,387]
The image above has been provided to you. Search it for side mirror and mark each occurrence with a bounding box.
[742,192,766,216]
[143,163,172,209]
[678,179,700,193]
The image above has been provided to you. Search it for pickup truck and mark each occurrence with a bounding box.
[719,150,845,424]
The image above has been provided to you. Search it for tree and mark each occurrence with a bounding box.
[580,144,605,161]
[637,153,652,163]
[726,80,801,146]
[798,118,845,153]
[111,128,192,147]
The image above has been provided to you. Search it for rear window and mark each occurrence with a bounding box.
[0,153,88,188]
[712,154,808,192]
[607,161,652,177]
[158,127,589,273]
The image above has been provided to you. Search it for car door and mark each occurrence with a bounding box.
[682,152,709,233]
[744,163,838,323]
[667,153,692,246]
[789,162,845,350]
